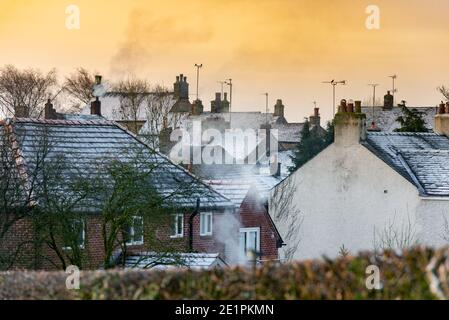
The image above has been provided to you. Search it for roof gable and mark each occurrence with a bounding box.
[364,132,449,196]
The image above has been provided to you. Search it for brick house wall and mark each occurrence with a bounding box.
[239,191,281,262]
[2,210,233,270]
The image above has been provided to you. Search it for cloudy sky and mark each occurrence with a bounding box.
[1,0,449,122]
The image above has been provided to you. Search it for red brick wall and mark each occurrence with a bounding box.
[239,194,280,262]
[2,205,278,270]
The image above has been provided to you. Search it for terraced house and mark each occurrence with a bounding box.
[271,99,449,261]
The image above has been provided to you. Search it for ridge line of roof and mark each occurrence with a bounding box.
[7,117,116,126]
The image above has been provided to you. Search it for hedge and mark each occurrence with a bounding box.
[1,246,448,300]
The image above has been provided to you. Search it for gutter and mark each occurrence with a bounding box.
[189,198,200,252]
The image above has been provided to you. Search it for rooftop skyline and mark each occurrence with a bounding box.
[1,0,448,122]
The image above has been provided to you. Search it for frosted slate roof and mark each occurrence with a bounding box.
[1,118,233,211]
[364,132,449,196]
[125,252,226,270]
[362,106,437,132]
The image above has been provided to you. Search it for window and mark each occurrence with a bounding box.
[170,214,184,238]
[200,212,213,236]
[125,216,144,246]
[63,219,85,250]
[239,227,260,260]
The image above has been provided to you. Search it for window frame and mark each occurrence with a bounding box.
[239,227,261,259]
[200,212,213,236]
[125,215,144,246]
[170,213,184,238]
[63,219,85,250]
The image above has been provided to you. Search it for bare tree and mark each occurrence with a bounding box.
[143,85,180,148]
[109,77,150,133]
[269,175,303,262]
[372,213,418,253]
[438,86,449,102]
[63,68,95,111]
[0,65,57,118]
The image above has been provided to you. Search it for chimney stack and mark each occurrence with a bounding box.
[273,99,285,117]
[91,97,101,116]
[44,99,57,119]
[191,99,204,115]
[309,107,321,126]
[334,99,366,146]
[383,91,394,110]
[434,101,449,137]
[174,74,189,100]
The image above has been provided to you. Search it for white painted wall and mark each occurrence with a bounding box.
[269,142,449,261]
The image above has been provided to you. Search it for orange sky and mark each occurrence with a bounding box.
[1,0,449,122]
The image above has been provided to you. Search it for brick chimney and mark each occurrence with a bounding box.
[434,101,449,137]
[14,105,29,118]
[274,99,285,117]
[211,92,222,113]
[91,97,101,116]
[383,91,394,110]
[44,99,57,119]
[174,74,189,100]
[309,107,320,126]
[334,99,366,146]
[191,99,204,115]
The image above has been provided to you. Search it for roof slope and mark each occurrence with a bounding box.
[364,132,449,196]
[2,118,233,211]
[362,106,436,132]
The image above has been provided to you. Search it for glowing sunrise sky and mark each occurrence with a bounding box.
[1,0,449,122]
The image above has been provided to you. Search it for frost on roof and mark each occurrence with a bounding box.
[2,119,233,211]
[364,132,449,196]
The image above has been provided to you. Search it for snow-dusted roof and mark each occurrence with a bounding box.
[1,118,233,211]
[364,132,449,196]
[125,252,226,270]
[204,164,286,208]
[362,106,437,132]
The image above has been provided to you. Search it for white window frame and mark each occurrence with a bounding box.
[200,212,213,236]
[126,216,144,246]
[170,214,184,238]
[239,227,260,259]
[63,219,85,250]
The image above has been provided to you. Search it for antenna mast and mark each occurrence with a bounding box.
[322,80,347,116]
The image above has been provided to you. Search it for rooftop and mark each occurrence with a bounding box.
[1,118,233,211]
[362,106,437,132]
[364,131,449,196]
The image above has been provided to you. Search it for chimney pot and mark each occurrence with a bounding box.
[347,101,354,113]
[95,75,102,85]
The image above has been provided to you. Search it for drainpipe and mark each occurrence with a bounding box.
[189,198,201,252]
